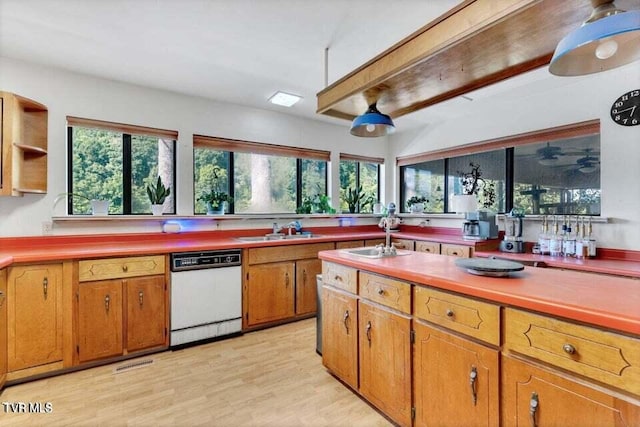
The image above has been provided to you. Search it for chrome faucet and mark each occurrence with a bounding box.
[272,222,282,234]
[285,220,301,235]
[377,202,401,256]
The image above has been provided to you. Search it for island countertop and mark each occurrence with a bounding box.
[318,249,640,336]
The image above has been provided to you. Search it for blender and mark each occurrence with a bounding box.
[500,209,525,253]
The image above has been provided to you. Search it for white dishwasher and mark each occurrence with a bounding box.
[170,249,242,348]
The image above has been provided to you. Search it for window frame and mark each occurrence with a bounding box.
[339,153,383,213]
[193,135,330,215]
[66,117,177,215]
[397,120,600,216]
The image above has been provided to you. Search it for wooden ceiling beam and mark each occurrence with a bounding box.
[316,0,619,121]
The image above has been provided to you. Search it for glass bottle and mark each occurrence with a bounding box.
[563,218,575,257]
[538,216,550,255]
[549,216,562,257]
[586,217,597,258]
[575,217,585,258]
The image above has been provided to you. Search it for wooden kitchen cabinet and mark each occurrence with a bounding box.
[336,240,365,249]
[126,275,166,352]
[359,300,412,427]
[7,263,63,372]
[502,354,640,426]
[245,262,295,326]
[321,286,358,389]
[414,240,440,254]
[78,279,123,362]
[391,238,414,251]
[295,258,321,316]
[244,243,333,329]
[0,91,48,196]
[441,243,472,258]
[413,320,499,427]
[0,269,7,390]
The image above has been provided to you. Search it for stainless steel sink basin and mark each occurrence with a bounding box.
[235,233,322,242]
[340,247,412,259]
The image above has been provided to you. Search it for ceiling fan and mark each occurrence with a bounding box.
[547,148,601,173]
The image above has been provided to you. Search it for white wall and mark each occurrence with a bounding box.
[0,57,388,237]
[389,62,640,251]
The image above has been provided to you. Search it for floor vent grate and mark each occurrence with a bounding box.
[113,358,154,374]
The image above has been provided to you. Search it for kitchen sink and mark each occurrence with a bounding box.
[340,247,412,259]
[235,233,322,242]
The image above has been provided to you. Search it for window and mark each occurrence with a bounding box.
[193,136,329,214]
[397,120,600,216]
[339,154,382,213]
[399,159,444,213]
[67,117,176,215]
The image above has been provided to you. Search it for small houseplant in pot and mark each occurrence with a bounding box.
[146,176,171,216]
[406,195,428,213]
[343,185,365,213]
[52,192,111,215]
[458,162,496,209]
[198,190,233,215]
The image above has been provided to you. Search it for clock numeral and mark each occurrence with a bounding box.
[614,102,623,108]
[633,119,638,125]
[615,115,621,121]
[631,90,639,97]
[621,95,629,101]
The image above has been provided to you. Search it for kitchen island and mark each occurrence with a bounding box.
[318,248,640,427]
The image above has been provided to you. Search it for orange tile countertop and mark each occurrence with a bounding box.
[319,249,640,336]
[475,249,640,278]
[0,227,386,268]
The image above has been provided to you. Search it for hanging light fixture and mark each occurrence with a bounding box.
[350,102,395,137]
[549,0,640,76]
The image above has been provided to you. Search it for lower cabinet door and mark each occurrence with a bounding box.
[126,275,166,352]
[0,269,7,389]
[359,300,412,427]
[502,354,640,427]
[78,280,123,362]
[321,286,358,389]
[295,258,322,315]
[246,262,295,326]
[413,320,499,427]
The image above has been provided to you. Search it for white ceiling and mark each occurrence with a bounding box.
[0,0,566,131]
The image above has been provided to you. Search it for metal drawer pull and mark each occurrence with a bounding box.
[377,288,384,295]
[446,309,454,318]
[366,321,372,346]
[139,290,144,307]
[285,272,290,287]
[343,310,350,334]
[563,343,576,355]
[469,366,478,406]
[302,269,307,284]
[529,392,539,427]
[43,277,48,300]
[105,295,110,312]
[122,265,128,272]
[334,274,342,281]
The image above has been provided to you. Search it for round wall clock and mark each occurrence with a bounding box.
[610,89,640,126]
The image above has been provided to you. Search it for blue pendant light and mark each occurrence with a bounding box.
[549,0,640,76]
[350,102,395,137]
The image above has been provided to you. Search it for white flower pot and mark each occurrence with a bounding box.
[151,204,164,216]
[91,200,110,216]
[410,203,424,213]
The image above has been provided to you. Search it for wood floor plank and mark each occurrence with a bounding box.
[0,319,391,426]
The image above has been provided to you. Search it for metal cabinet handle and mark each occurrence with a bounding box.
[529,392,539,427]
[122,265,128,272]
[446,308,454,318]
[285,272,290,287]
[302,269,307,285]
[469,366,478,406]
[563,343,576,355]
[343,310,350,334]
[105,294,110,312]
[0,290,5,307]
[377,288,384,295]
[139,290,144,307]
[452,251,459,256]
[43,277,48,300]
[365,321,372,347]
[334,274,342,282]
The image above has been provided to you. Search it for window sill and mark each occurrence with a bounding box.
[51,213,384,222]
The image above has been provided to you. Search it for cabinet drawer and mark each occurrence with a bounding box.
[415,241,440,254]
[248,242,334,264]
[391,238,414,251]
[414,286,499,345]
[79,255,165,282]
[504,308,640,396]
[359,272,411,314]
[336,240,364,249]
[322,261,357,294]
[440,244,472,258]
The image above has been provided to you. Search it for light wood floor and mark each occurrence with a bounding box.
[0,319,391,426]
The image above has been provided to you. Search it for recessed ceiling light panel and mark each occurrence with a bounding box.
[268,91,302,107]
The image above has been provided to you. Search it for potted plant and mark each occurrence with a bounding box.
[458,162,496,209]
[146,176,171,216]
[198,190,233,215]
[407,195,428,213]
[343,185,365,213]
[52,192,111,215]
